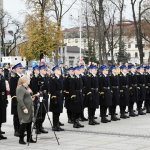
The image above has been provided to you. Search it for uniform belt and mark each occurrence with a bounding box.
[132,84,137,86]
[139,84,145,86]
[122,85,128,88]
[91,88,98,91]
[103,87,110,89]
[76,90,82,92]
[112,86,119,89]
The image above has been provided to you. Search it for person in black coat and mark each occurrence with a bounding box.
[86,65,100,125]
[99,65,112,123]
[69,66,84,128]
[144,66,150,113]
[9,63,24,137]
[64,67,74,124]
[128,65,138,117]
[49,65,64,131]
[109,66,120,121]
[119,65,130,119]
[79,65,88,121]
[136,66,146,115]
[36,65,49,133]
[0,67,7,140]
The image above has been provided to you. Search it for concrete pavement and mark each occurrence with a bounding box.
[1,100,150,150]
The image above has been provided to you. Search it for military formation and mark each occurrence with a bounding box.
[0,62,150,145]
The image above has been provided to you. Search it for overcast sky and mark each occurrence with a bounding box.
[4,0,133,28]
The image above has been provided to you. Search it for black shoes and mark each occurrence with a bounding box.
[19,139,26,145]
[52,126,64,131]
[138,110,146,115]
[120,114,130,119]
[73,121,84,128]
[14,131,20,137]
[80,117,88,121]
[27,139,36,143]
[39,128,48,133]
[101,118,111,123]
[0,134,7,140]
[111,116,120,121]
[59,122,64,126]
[0,130,5,134]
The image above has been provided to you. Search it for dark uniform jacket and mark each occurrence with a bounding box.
[99,74,112,106]
[109,73,120,105]
[37,74,49,113]
[145,72,150,102]
[9,73,20,115]
[86,73,99,109]
[119,72,129,106]
[68,75,83,113]
[128,72,138,103]
[0,74,8,123]
[49,75,64,113]
[136,72,146,102]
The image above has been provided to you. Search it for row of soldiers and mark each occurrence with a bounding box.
[0,62,150,139]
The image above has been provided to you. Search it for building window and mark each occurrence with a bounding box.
[128,44,131,48]
[69,56,75,59]
[75,39,78,43]
[135,52,138,58]
[68,39,71,43]
[143,52,145,57]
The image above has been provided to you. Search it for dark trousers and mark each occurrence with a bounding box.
[36,113,46,131]
[120,106,126,115]
[67,110,72,120]
[129,101,135,113]
[52,113,60,127]
[109,105,116,116]
[100,106,107,119]
[19,122,32,141]
[13,114,20,132]
[73,113,80,123]
[88,108,96,120]
[137,101,143,111]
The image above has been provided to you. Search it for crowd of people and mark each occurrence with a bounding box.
[0,61,150,145]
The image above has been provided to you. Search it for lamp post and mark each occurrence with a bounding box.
[79,0,82,60]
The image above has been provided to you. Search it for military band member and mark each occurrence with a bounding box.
[80,65,88,121]
[29,65,41,134]
[144,66,150,113]
[64,67,74,124]
[9,63,24,137]
[69,66,84,128]
[0,67,7,140]
[119,65,130,119]
[49,65,64,131]
[36,65,49,133]
[99,65,112,123]
[109,66,120,121]
[86,65,100,125]
[136,66,146,115]
[128,65,138,117]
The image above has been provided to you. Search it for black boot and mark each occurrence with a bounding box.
[73,122,80,128]
[0,134,7,140]
[89,118,95,125]
[101,117,111,123]
[77,120,84,127]
[19,137,26,145]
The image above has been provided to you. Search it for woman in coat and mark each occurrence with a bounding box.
[16,75,36,144]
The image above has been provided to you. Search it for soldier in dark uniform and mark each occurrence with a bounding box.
[128,65,138,117]
[109,66,120,121]
[36,65,49,133]
[29,65,41,134]
[119,65,130,119]
[0,67,7,140]
[49,65,64,131]
[64,67,74,124]
[99,65,112,123]
[69,66,84,128]
[9,63,24,137]
[136,66,146,115]
[144,66,150,113]
[79,65,88,121]
[86,65,100,125]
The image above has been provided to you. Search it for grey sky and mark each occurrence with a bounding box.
[4,0,133,28]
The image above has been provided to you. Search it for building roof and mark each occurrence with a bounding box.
[67,46,85,53]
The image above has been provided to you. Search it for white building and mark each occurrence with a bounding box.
[62,23,150,65]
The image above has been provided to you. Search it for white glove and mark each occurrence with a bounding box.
[23,108,28,114]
